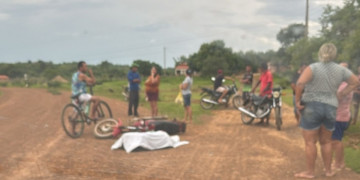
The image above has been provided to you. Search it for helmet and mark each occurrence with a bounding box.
[217,69,223,74]
[186,69,192,75]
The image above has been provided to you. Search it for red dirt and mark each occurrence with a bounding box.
[0,87,359,180]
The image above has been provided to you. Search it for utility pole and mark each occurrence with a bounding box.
[163,46,166,76]
[305,0,309,38]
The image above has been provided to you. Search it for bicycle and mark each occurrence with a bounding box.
[61,85,113,138]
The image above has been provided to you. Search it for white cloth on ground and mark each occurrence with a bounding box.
[111,131,189,153]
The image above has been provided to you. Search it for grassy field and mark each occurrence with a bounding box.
[344,124,360,173]
[92,76,215,123]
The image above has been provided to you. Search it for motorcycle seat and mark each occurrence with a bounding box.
[252,95,267,106]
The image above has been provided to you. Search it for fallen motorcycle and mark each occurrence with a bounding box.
[93,116,186,139]
[237,88,283,130]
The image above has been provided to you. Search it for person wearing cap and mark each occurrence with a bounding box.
[214,69,234,104]
[180,69,193,123]
[127,63,141,117]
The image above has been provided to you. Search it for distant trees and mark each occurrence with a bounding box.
[277,23,306,48]
[133,60,163,76]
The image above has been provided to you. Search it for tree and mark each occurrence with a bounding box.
[277,23,306,48]
[286,37,325,68]
[186,40,241,76]
[133,60,163,76]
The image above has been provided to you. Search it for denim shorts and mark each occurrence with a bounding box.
[332,121,349,141]
[183,94,191,107]
[300,101,337,131]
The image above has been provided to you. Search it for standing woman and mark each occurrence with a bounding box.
[145,66,160,117]
[180,69,193,124]
[294,43,359,178]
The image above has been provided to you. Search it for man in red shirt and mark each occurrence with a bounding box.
[252,62,273,97]
[251,62,273,125]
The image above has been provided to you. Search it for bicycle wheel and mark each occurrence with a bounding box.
[61,104,85,138]
[232,94,243,109]
[200,94,216,110]
[275,106,282,131]
[94,118,118,139]
[94,101,113,119]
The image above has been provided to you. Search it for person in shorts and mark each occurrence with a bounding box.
[72,61,100,120]
[294,43,359,178]
[331,63,353,171]
[214,69,234,103]
[180,69,193,124]
[351,66,360,125]
[145,66,160,117]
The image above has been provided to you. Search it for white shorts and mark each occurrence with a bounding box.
[79,93,92,103]
[216,87,228,93]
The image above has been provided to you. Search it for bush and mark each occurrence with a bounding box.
[0,82,8,87]
[47,81,61,88]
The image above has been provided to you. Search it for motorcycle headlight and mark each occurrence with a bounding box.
[273,91,280,98]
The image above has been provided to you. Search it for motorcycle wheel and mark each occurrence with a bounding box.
[232,94,243,109]
[275,106,282,131]
[200,94,216,110]
[94,118,118,139]
[241,104,255,125]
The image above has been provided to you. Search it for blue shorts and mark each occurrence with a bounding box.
[332,121,349,141]
[300,101,337,131]
[183,94,191,107]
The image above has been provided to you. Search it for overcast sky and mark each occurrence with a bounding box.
[0,0,344,67]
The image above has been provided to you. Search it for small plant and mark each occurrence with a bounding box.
[0,82,8,87]
[47,81,61,88]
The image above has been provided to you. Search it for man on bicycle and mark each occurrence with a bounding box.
[72,61,100,120]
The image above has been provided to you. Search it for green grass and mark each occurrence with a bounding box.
[344,124,360,173]
[345,147,360,173]
[91,76,211,123]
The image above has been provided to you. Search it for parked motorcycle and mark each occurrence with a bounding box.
[237,87,283,130]
[200,78,241,110]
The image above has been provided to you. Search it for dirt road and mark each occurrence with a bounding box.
[0,88,359,180]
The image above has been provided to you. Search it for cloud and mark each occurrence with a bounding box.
[0,0,341,66]
[0,12,10,20]
[8,0,50,5]
[313,0,345,7]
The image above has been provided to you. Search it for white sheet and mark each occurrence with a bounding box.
[111,131,189,153]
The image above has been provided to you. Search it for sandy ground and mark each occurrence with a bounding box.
[0,87,359,180]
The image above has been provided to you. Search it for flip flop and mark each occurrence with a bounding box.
[294,172,315,179]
